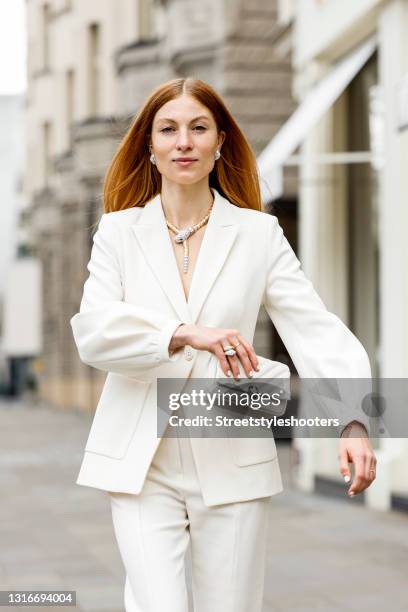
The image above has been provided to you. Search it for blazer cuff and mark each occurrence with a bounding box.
[338,417,370,438]
[158,320,185,363]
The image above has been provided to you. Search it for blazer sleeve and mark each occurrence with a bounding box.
[262,215,371,437]
[70,213,184,380]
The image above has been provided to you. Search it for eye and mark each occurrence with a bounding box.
[193,125,206,131]
[160,127,175,133]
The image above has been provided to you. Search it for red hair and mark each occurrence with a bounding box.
[103,77,262,212]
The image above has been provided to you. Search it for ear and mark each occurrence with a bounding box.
[217,130,226,150]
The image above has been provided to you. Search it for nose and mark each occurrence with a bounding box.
[176,127,193,150]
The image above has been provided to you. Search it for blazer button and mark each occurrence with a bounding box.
[184,346,194,361]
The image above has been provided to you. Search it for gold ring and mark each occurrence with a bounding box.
[232,342,241,349]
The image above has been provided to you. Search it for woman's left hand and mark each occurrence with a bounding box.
[338,421,377,497]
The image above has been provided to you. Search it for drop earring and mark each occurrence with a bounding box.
[150,153,156,165]
[214,150,221,160]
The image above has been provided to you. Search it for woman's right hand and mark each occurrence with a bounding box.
[169,323,259,379]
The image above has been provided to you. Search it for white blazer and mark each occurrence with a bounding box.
[70,188,371,507]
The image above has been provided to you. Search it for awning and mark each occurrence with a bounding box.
[257,35,377,203]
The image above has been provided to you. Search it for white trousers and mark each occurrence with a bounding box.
[108,429,272,612]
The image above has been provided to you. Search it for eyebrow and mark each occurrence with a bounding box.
[156,115,211,124]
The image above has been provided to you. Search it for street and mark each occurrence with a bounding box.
[0,398,407,612]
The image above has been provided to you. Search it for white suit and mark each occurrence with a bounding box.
[70,188,371,507]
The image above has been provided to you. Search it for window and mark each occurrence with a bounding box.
[42,3,50,70]
[43,121,52,186]
[51,0,73,16]
[88,23,101,117]
[66,69,75,148]
[139,0,155,40]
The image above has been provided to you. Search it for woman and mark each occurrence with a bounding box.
[70,78,377,612]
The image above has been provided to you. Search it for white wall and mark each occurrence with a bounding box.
[378,0,408,377]
[0,95,25,294]
[294,0,382,69]
[2,258,42,357]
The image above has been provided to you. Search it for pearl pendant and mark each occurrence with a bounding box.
[182,238,189,274]
[183,255,189,274]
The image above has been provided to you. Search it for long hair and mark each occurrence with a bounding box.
[103,78,262,212]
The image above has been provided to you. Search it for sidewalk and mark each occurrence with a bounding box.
[0,397,407,612]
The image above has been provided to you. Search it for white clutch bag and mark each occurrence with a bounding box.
[207,354,291,418]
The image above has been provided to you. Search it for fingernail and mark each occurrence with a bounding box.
[348,491,355,496]
[256,365,260,371]
[249,371,254,378]
[344,475,350,483]
[227,370,232,377]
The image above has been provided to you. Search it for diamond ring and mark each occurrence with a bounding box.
[223,348,236,357]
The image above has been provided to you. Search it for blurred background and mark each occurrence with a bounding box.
[1,1,407,611]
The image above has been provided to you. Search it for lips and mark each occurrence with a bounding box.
[173,158,197,162]
[173,159,197,167]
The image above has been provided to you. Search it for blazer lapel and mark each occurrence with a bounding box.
[187,190,238,323]
[131,194,192,323]
[131,189,239,325]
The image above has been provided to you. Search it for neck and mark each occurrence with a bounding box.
[160,180,214,228]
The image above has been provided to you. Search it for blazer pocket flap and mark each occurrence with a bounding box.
[84,373,150,459]
[228,434,278,466]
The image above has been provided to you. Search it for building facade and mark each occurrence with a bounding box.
[24,0,297,411]
[275,0,408,511]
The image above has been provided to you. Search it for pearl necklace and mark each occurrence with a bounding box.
[164,202,213,274]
